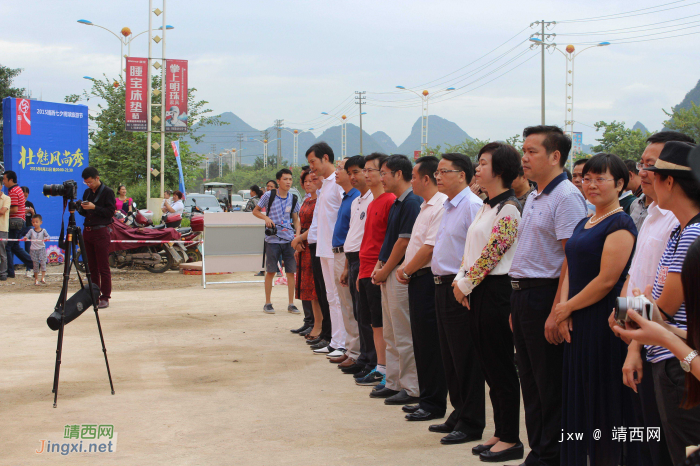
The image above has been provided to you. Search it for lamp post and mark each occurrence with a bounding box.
[531,38,610,169]
[281,127,313,167]
[230,148,237,172]
[249,138,279,168]
[77,19,174,78]
[321,112,349,157]
[396,86,455,154]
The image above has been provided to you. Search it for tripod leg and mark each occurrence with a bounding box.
[52,236,73,408]
[76,228,115,395]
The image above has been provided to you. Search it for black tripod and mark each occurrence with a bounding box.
[52,200,115,408]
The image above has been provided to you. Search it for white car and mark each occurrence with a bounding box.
[229,194,247,211]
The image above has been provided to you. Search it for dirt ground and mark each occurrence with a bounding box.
[1,269,528,465]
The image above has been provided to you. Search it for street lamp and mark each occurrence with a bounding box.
[249,138,279,168]
[282,127,314,167]
[532,39,610,170]
[321,112,350,157]
[396,86,455,154]
[77,19,174,78]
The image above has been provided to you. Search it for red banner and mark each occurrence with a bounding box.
[16,98,31,135]
[165,59,188,133]
[125,57,148,132]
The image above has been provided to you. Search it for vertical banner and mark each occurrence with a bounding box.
[165,59,188,132]
[2,97,89,252]
[413,150,421,161]
[572,132,583,155]
[171,140,187,196]
[125,57,148,132]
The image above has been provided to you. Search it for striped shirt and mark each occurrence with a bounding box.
[8,185,26,220]
[509,172,587,279]
[646,220,700,363]
[257,190,300,243]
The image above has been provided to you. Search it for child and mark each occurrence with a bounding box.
[24,215,50,285]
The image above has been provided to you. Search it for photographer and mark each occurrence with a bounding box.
[253,169,300,314]
[77,167,116,309]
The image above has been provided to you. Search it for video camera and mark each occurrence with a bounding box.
[43,180,78,199]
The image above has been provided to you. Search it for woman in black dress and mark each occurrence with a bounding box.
[553,153,639,466]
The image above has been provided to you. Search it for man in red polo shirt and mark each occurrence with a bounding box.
[2,171,33,278]
[355,153,397,391]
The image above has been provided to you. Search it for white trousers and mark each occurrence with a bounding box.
[334,252,360,360]
[320,256,347,350]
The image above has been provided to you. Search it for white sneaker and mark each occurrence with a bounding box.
[313,345,333,355]
[326,349,346,358]
[25,269,32,278]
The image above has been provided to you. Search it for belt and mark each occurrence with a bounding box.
[411,268,431,279]
[434,274,456,285]
[510,277,559,291]
[345,251,360,261]
[84,224,109,231]
[332,246,344,254]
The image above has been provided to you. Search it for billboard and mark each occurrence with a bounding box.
[125,57,148,132]
[2,97,89,244]
[572,132,583,156]
[165,59,188,132]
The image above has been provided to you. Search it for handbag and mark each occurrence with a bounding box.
[9,217,24,231]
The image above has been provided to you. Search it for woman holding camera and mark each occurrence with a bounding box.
[553,153,639,466]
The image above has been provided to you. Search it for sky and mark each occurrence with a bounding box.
[3,0,699,147]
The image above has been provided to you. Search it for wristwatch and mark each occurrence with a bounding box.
[402,270,411,280]
[680,350,699,372]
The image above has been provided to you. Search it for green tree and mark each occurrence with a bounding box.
[663,103,700,143]
[0,64,27,162]
[591,120,649,161]
[67,75,225,191]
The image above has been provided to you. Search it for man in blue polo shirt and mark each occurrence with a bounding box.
[329,158,360,361]
[371,154,423,405]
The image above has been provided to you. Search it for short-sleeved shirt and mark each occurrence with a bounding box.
[257,190,300,244]
[344,190,373,253]
[359,192,396,279]
[170,200,184,216]
[509,172,587,279]
[25,228,50,251]
[378,188,423,263]
[25,200,35,224]
[0,194,11,232]
[646,219,700,363]
[403,191,447,268]
[8,185,26,220]
[431,187,483,276]
[332,188,360,248]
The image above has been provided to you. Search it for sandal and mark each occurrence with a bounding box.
[305,332,321,340]
[41,279,46,284]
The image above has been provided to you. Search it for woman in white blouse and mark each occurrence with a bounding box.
[452,142,524,462]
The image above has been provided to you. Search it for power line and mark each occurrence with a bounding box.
[559,0,699,23]
[554,13,700,35]
[566,22,700,43]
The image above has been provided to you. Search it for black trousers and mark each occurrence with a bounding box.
[347,253,375,368]
[435,281,485,435]
[652,358,700,465]
[510,282,562,466]
[409,271,447,416]
[631,348,673,466]
[302,300,314,328]
[468,274,520,444]
[309,243,331,341]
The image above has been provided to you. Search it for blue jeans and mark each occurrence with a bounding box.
[7,222,33,276]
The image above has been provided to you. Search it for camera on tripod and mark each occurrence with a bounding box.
[43,180,78,199]
[614,296,653,328]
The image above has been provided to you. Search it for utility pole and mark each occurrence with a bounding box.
[237,133,244,167]
[530,20,556,125]
[274,119,284,166]
[355,91,366,155]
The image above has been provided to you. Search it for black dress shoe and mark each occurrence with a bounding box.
[291,325,310,334]
[428,423,454,434]
[369,387,399,399]
[310,340,329,350]
[440,431,482,445]
[405,408,443,422]
[341,363,364,375]
[306,337,323,346]
[479,442,524,463]
[299,327,313,337]
[384,389,420,405]
[471,443,494,455]
[402,404,420,414]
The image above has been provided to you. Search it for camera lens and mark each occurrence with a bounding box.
[43,184,64,197]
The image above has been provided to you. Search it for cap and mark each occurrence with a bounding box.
[645,141,697,179]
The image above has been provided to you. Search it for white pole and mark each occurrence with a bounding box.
[160,0,166,198]
[120,41,124,79]
[425,96,430,154]
[146,0,153,205]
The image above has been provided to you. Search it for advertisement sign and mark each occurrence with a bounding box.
[165,59,188,132]
[125,57,148,132]
[413,150,421,161]
[2,97,89,247]
[572,132,583,155]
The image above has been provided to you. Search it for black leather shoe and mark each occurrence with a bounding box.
[306,337,322,345]
[406,408,443,422]
[310,340,329,350]
[340,363,364,374]
[299,327,313,337]
[384,389,420,405]
[402,404,420,414]
[479,442,524,463]
[291,325,310,334]
[428,423,453,434]
[471,443,494,455]
[369,387,399,399]
[440,431,482,445]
